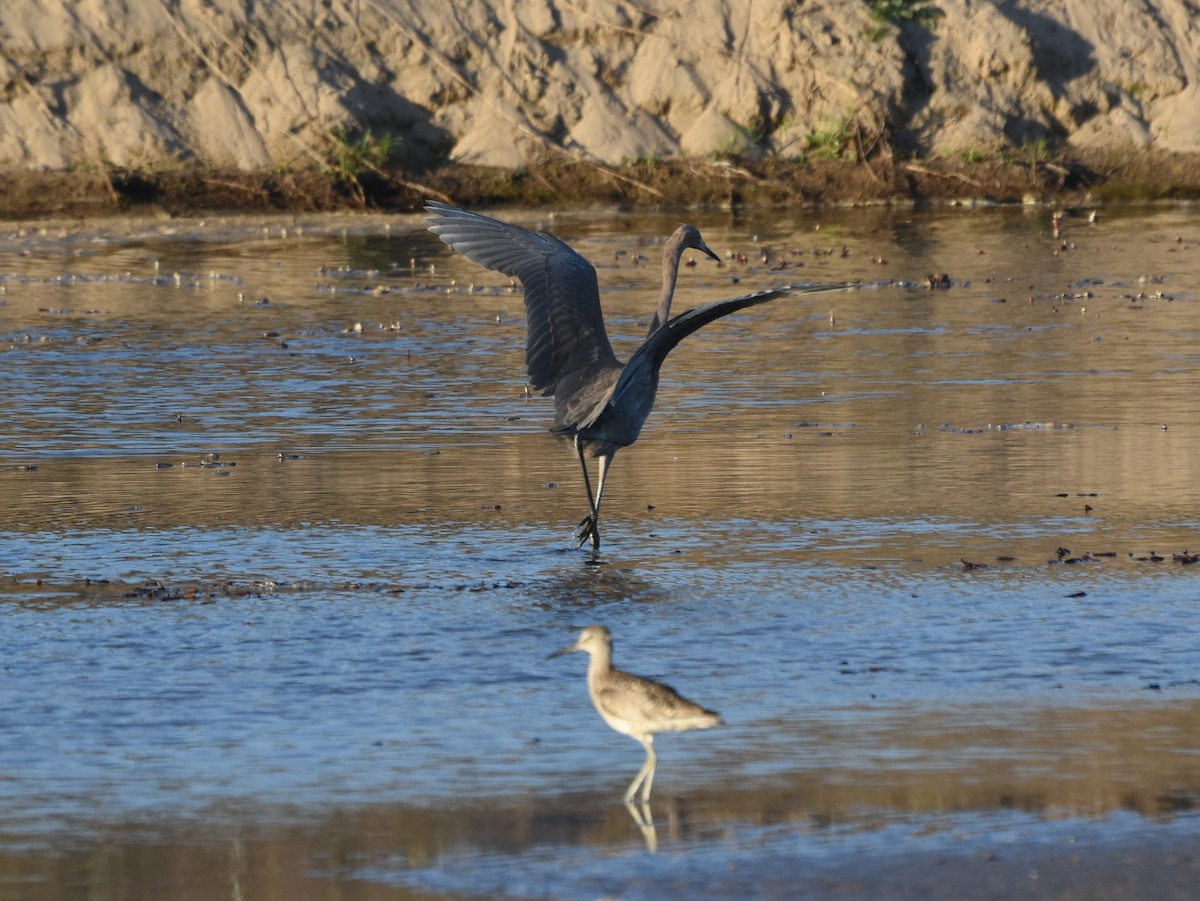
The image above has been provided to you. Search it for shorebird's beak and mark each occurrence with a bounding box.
[699,242,721,264]
[547,638,580,660]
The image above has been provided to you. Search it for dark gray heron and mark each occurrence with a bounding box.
[425,201,851,550]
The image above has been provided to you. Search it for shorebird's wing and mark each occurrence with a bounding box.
[596,671,722,733]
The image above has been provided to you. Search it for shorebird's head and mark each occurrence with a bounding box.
[549,625,612,659]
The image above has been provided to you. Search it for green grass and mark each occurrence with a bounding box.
[999,136,1053,166]
[805,110,858,160]
[865,0,945,29]
[327,127,396,181]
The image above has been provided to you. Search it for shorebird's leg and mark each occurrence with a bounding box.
[624,737,657,804]
[624,798,658,852]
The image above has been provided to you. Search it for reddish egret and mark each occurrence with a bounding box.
[425,202,850,550]
[550,625,722,803]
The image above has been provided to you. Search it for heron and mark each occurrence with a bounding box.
[550,625,722,804]
[425,201,851,550]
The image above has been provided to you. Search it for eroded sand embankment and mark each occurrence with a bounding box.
[2,1,1200,214]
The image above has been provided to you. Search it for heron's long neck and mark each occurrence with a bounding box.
[647,239,684,336]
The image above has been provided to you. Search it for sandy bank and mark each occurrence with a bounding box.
[5,0,1200,168]
[3,1,1200,217]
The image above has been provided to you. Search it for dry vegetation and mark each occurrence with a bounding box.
[3,149,1200,221]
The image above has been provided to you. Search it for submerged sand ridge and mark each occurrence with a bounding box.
[2,0,1200,177]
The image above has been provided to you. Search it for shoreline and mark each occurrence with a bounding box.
[3,151,1200,223]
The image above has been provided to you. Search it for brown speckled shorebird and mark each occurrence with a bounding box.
[550,625,722,803]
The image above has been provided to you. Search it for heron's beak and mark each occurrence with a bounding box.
[699,242,721,264]
[547,639,581,660]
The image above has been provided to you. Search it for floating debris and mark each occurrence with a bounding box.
[941,422,1077,434]
[179,452,237,470]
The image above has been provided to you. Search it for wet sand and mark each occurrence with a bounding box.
[743,834,1200,901]
[2,797,1197,900]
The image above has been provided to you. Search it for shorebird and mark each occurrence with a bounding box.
[550,625,722,803]
[425,202,853,550]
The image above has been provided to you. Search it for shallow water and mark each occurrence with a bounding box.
[1,204,1199,899]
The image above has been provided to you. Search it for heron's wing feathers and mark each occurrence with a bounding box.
[551,365,621,433]
[610,281,857,409]
[426,202,619,393]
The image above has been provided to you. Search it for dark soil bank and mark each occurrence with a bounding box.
[4,151,1200,222]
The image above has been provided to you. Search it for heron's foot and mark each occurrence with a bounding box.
[575,514,600,550]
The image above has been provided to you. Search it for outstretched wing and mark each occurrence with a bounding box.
[609,281,859,410]
[425,202,619,394]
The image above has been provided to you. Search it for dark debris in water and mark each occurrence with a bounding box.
[124,580,208,602]
[939,421,1078,435]
[155,452,242,471]
[837,660,887,675]
[11,575,534,605]
[1062,553,1104,564]
[955,545,1200,571]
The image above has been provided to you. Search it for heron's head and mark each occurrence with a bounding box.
[549,625,612,659]
[675,224,721,264]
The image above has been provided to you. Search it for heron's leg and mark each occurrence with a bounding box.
[576,451,614,550]
[624,737,657,804]
[592,452,612,523]
[574,436,597,513]
[574,439,600,549]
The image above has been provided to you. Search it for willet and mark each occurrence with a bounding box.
[550,625,722,803]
